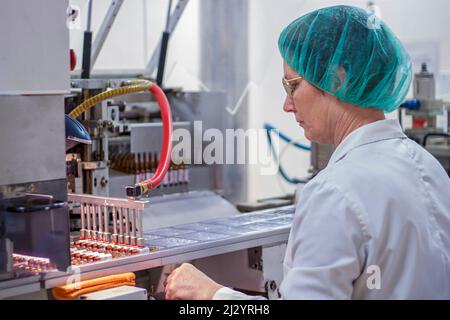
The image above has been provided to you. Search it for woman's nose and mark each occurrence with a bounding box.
[283,97,296,113]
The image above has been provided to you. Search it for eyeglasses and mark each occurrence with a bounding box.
[282,76,302,97]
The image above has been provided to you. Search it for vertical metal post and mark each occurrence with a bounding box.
[97,205,103,241]
[80,203,86,239]
[81,0,93,79]
[130,209,137,246]
[118,208,124,244]
[103,205,110,242]
[91,0,125,68]
[200,0,250,204]
[155,0,173,86]
[112,206,118,243]
[92,204,97,240]
[86,204,92,239]
[137,209,144,247]
[145,0,190,75]
[124,208,130,245]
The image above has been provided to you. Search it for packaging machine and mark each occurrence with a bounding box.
[0,0,292,300]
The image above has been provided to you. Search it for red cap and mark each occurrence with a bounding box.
[70,49,77,71]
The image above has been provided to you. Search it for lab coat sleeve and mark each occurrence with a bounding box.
[280,178,366,299]
[213,287,267,300]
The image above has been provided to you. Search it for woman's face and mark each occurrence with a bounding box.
[283,63,336,144]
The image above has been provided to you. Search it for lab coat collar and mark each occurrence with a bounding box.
[328,119,407,165]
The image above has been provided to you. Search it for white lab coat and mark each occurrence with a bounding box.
[214,119,450,300]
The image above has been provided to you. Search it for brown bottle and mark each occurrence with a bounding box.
[132,153,138,175]
[153,153,158,173]
[109,152,117,170]
[117,153,127,172]
[126,153,133,174]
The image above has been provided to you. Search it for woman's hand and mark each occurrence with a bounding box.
[164,263,224,300]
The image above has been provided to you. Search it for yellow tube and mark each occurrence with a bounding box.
[69,80,153,118]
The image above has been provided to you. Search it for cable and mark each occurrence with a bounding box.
[81,0,93,79]
[126,84,173,198]
[135,84,173,192]
[69,80,153,118]
[156,0,173,86]
[264,123,310,185]
[277,137,310,194]
[423,132,450,147]
[68,80,173,197]
[264,124,311,151]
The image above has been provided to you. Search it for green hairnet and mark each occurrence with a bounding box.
[278,5,412,112]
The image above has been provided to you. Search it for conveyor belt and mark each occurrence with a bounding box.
[43,206,295,288]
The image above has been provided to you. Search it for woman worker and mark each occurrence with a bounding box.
[165,5,450,299]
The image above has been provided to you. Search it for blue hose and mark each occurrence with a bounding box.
[264,123,310,184]
[264,124,311,151]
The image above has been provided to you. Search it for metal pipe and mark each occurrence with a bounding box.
[165,0,173,31]
[137,209,144,247]
[68,193,149,210]
[80,203,86,239]
[112,206,118,243]
[86,204,92,239]
[66,193,149,244]
[145,0,190,75]
[82,0,94,79]
[91,0,124,68]
[118,208,124,244]
[86,0,93,31]
[156,0,173,86]
[104,205,109,242]
[130,209,136,246]
[92,204,97,240]
[97,205,103,241]
[124,208,130,245]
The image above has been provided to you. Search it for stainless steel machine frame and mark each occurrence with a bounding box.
[0,0,71,284]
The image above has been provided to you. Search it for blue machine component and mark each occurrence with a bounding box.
[65,115,92,150]
[401,99,421,110]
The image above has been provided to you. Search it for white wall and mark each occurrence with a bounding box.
[247,0,450,202]
[69,0,201,90]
